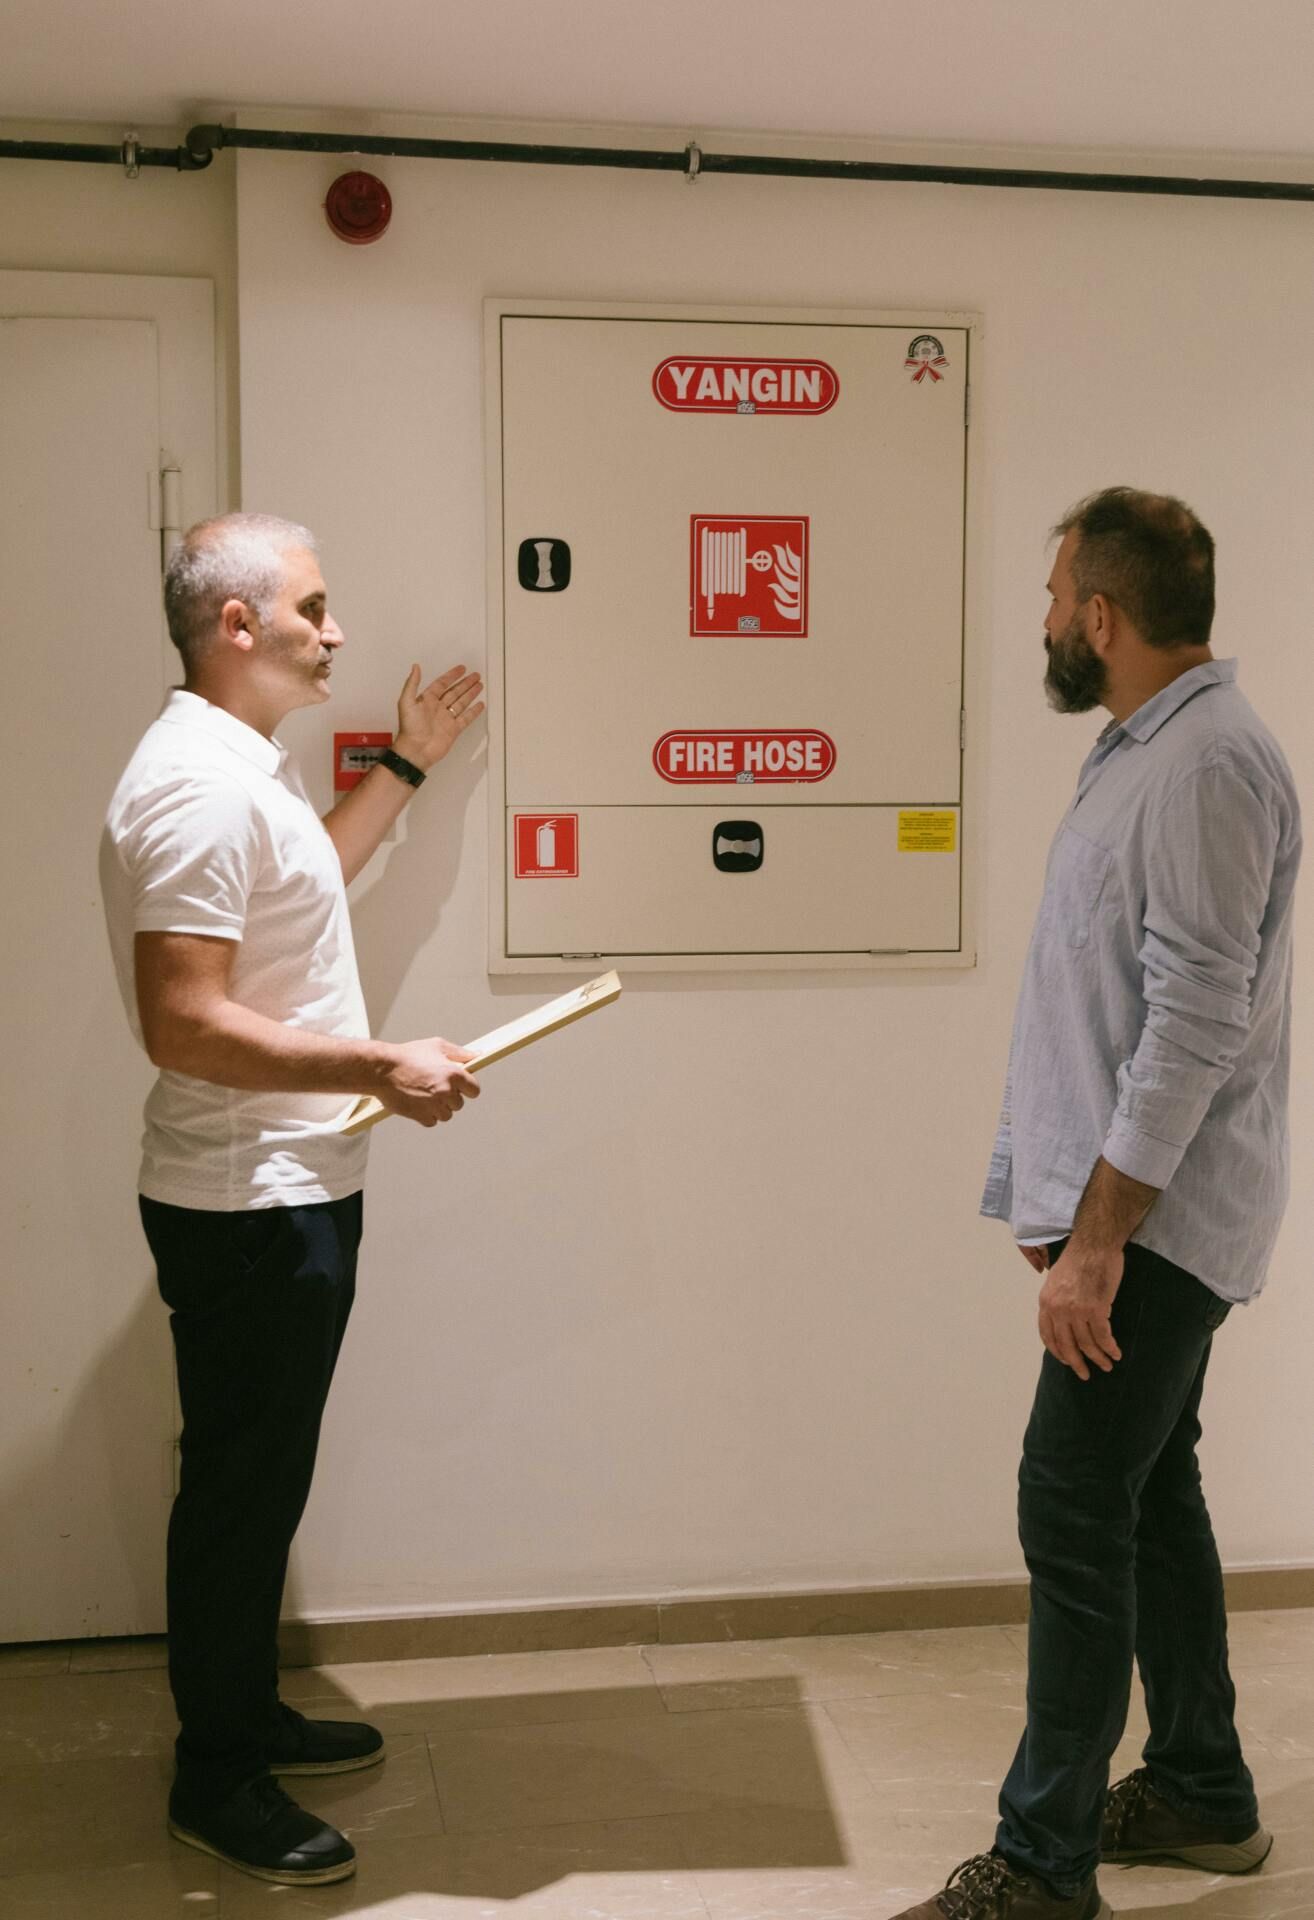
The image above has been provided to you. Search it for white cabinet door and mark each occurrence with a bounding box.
[490,303,972,970]
[506,806,961,957]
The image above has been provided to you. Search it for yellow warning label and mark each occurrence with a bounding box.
[898,810,957,853]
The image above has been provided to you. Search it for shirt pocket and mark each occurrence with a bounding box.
[1046,825,1114,948]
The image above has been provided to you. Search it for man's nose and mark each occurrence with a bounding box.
[322,614,345,648]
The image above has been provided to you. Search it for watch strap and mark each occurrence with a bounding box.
[379,747,426,788]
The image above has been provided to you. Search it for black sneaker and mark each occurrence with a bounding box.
[1102,1767,1272,1874]
[168,1774,356,1885]
[268,1701,386,1776]
[889,1850,1110,1918]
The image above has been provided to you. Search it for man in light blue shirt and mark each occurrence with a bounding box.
[895,488,1300,1920]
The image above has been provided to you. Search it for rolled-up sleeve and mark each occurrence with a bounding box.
[1102,762,1278,1189]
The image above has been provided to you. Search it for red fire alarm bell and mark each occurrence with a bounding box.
[325,172,392,245]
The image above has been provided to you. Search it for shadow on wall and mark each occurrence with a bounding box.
[346,733,487,1032]
[266,730,484,1631]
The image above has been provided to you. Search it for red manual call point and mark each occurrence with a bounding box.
[325,171,392,244]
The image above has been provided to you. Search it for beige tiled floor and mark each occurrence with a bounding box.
[3,1613,1314,1916]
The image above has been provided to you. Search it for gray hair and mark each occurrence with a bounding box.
[164,513,318,669]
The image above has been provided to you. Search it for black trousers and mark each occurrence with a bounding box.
[996,1240,1257,1894]
[139,1191,362,1803]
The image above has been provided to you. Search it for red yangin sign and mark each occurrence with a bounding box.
[653,730,837,785]
[653,357,839,414]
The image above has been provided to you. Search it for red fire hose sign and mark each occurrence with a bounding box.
[653,730,836,784]
[691,515,808,637]
[514,815,579,878]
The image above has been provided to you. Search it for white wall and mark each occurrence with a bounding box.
[9,112,1314,1628]
[226,116,1314,1620]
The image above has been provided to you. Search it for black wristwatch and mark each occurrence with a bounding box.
[378,747,426,788]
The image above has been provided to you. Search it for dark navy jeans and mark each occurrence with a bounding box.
[140,1192,362,1805]
[996,1240,1259,1895]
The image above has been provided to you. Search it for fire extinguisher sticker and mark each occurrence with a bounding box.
[514,814,579,878]
[690,516,808,637]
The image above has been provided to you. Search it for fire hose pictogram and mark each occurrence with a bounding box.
[690,516,809,636]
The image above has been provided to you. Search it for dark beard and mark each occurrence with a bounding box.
[1044,615,1107,714]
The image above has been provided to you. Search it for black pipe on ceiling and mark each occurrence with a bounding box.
[2,122,1313,204]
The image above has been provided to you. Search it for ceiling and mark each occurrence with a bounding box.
[6,0,1314,162]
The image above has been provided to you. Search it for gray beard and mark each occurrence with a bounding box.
[1044,622,1107,714]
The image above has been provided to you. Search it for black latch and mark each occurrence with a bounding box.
[517,537,571,591]
[713,821,763,872]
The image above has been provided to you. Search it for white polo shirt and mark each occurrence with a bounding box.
[101,690,371,1210]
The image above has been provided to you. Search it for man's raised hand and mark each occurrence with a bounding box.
[393,663,485,771]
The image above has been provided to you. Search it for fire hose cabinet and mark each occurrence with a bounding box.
[485,299,977,973]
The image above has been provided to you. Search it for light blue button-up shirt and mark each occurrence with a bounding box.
[981,660,1301,1302]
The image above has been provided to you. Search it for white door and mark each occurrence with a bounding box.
[0,280,216,1640]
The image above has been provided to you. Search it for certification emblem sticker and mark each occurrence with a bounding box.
[905,334,949,384]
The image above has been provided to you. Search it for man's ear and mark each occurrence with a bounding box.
[219,597,256,651]
[1086,592,1116,658]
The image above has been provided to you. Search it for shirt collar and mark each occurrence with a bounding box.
[1103,658,1237,747]
[158,688,286,775]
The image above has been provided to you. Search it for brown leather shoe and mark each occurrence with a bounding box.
[1101,1768,1272,1874]
[889,1850,1110,1918]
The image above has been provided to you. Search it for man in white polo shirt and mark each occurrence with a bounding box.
[101,513,484,1886]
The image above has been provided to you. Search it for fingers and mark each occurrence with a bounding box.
[423,665,481,703]
[1051,1318,1091,1382]
[1090,1317,1123,1366]
[1073,1323,1115,1374]
[1038,1304,1088,1380]
[404,1091,468,1124]
[1039,1304,1121,1381]
[442,680,483,723]
[423,1080,479,1122]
